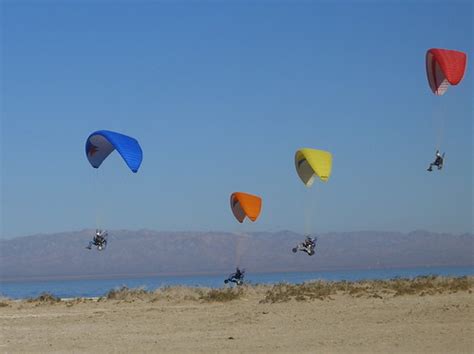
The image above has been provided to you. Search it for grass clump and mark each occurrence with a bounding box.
[388,276,472,297]
[339,276,473,298]
[199,287,243,302]
[261,281,335,303]
[105,286,152,301]
[27,292,60,304]
[103,286,239,303]
[259,276,473,303]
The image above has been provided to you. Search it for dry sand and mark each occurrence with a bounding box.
[1,277,473,353]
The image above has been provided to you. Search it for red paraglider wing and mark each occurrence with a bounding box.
[426,48,467,95]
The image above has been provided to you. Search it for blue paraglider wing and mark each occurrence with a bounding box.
[85,130,143,173]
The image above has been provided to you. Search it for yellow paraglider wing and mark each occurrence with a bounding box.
[295,148,332,187]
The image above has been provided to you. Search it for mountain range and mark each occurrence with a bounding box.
[0,229,472,281]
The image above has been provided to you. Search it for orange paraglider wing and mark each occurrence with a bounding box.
[230,192,262,223]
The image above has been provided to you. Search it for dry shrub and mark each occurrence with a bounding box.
[27,292,60,304]
[260,276,473,303]
[152,286,247,303]
[65,298,95,306]
[0,302,9,307]
[260,281,336,303]
[106,286,155,301]
[22,276,472,305]
[199,287,243,302]
[104,285,216,303]
[341,276,473,298]
[388,276,472,297]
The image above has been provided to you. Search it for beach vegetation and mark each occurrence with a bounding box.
[199,287,243,302]
[27,292,60,304]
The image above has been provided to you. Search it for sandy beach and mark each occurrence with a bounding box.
[1,277,473,353]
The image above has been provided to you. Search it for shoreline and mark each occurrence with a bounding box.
[1,275,471,302]
[2,264,473,283]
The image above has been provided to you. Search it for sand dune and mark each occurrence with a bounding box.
[1,277,473,353]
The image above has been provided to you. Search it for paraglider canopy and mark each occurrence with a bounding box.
[230,192,262,223]
[85,130,143,173]
[426,48,467,96]
[295,148,332,187]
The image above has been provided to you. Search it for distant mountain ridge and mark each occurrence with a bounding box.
[0,230,472,281]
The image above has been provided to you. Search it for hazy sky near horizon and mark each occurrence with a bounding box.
[1,1,472,238]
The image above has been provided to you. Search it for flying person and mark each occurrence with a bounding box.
[427,150,445,171]
[86,229,108,251]
[424,49,465,172]
[302,235,315,248]
[234,267,244,280]
[85,130,142,251]
[224,267,245,285]
[293,235,317,256]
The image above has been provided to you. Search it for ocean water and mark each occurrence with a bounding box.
[1,266,472,300]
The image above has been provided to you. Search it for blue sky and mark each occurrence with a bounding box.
[1,1,472,238]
